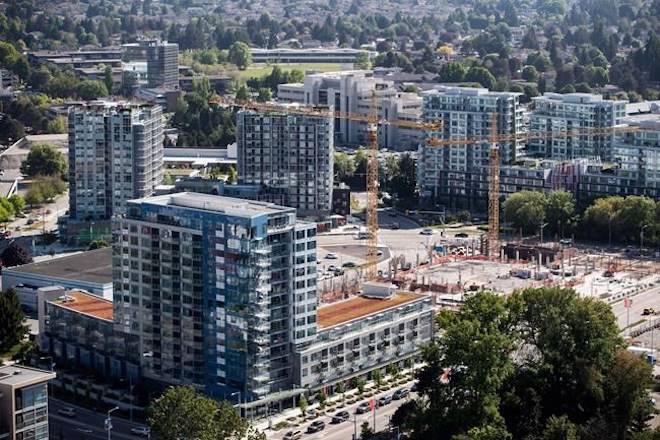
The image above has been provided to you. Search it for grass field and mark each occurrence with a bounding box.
[233,63,345,80]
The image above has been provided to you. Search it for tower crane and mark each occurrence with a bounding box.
[210,94,441,280]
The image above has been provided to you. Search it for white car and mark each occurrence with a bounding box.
[325,253,338,259]
[420,227,433,235]
[58,407,77,417]
[131,426,151,437]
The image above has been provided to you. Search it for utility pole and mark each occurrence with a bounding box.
[105,406,119,440]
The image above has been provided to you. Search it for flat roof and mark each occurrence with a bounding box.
[51,290,113,321]
[317,292,425,329]
[135,192,295,218]
[6,247,112,285]
[0,365,55,387]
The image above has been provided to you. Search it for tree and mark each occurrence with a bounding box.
[76,80,109,100]
[360,421,374,440]
[148,386,257,440]
[25,186,44,207]
[8,195,25,214]
[465,67,496,89]
[521,65,539,82]
[236,84,249,101]
[395,287,651,440]
[256,87,272,102]
[88,239,109,250]
[0,289,28,352]
[389,153,418,209]
[372,369,383,389]
[103,65,114,95]
[437,61,467,83]
[502,191,547,234]
[0,241,33,268]
[354,52,371,69]
[334,152,356,184]
[20,144,67,178]
[298,393,308,416]
[229,42,251,70]
[0,115,25,144]
[356,378,366,395]
[545,191,576,237]
[541,416,579,440]
[46,116,68,134]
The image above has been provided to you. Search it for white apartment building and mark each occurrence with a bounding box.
[67,101,164,221]
[251,48,376,64]
[529,92,627,160]
[278,70,423,150]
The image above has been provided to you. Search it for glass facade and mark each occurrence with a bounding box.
[14,384,48,440]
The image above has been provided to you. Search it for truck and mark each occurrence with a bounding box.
[628,346,657,365]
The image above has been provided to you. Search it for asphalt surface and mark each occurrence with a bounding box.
[267,379,416,440]
[611,286,660,330]
[49,398,148,440]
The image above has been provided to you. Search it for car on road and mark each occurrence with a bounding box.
[420,227,433,235]
[332,411,350,423]
[378,395,392,406]
[283,430,303,440]
[342,261,357,268]
[26,218,35,225]
[57,407,77,417]
[327,265,338,272]
[131,427,151,437]
[392,388,410,400]
[391,223,400,230]
[355,401,372,414]
[454,232,468,238]
[411,381,419,392]
[307,420,326,433]
[325,253,338,259]
[643,308,656,316]
[560,238,573,245]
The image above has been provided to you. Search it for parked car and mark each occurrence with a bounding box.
[410,381,419,392]
[560,238,573,245]
[391,223,400,230]
[342,261,357,268]
[58,407,77,417]
[325,253,338,259]
[130,427,151,437]
[307,420,326,433]
[283,430,303,440]
[327,265,338,272]
[378,395,392,406]
[332,411,350,423]
[333,268,345,276]
[420,227,433,235]
[454,232,468,238]
[355,401,372,414]
[392,388,410,400]
[26,218,35,225]
[643,308,656,316]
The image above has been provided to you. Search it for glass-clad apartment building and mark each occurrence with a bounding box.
[112,193,317,401]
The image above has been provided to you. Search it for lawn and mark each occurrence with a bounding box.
[233,63,345,80]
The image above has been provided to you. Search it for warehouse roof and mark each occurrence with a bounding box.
[6,247,112,285]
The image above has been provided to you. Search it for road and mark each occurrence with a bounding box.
[49,398,148,440]
[611,286,660,329]
[10,192,68,237]
[267,381,415,440]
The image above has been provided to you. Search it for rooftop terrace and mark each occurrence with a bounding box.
[51,290,113,321]
[317,292,425,329]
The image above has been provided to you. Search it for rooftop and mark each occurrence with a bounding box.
[135,192,295,217]
[5,247,112,285]
[0,365,55,387]
[317,292,425,329]
[50,290,113,321]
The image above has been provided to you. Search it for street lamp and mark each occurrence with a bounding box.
[105,406,119,440]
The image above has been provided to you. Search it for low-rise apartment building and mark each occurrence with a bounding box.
[294,291,433,390]
[251,48,376,64]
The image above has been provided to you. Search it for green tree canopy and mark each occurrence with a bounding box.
[394,287,650,440]
[76,80,109,100]
[502,190,547,234]
[148,386,264,440]
[229,42,252,70]
[20,144,67,179]
[465,66,496,89]
[0,289,28,353]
